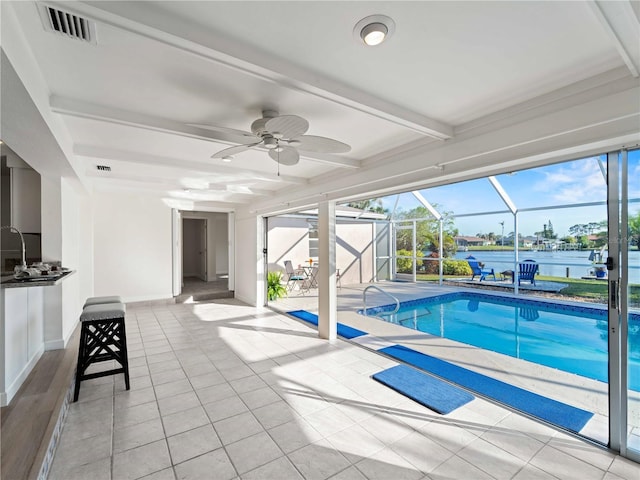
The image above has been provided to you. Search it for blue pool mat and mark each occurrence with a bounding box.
[286,310,367,339]
[373,364,474,414]
[380,344,593,433]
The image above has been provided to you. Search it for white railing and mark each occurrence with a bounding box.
[363,285,400,317]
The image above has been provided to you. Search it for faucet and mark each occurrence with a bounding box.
[1,225,27,271]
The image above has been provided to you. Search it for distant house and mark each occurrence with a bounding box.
[454,236,488,247]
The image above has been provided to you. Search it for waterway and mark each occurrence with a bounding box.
[453,249,640,284]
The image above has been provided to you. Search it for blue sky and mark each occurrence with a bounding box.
[378,151,640,238]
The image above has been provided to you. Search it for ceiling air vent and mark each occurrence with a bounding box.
[96,165,111,172]
[39,5,97,44]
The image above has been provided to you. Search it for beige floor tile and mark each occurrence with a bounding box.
[225,431,284,474]
[389,430,455,474]
[326,466,368,480]
[115,401,161,430]
[114,417,166,453]
[167,424,222,465]
[326,423,386,464]
[242,456,303,480]
[158,390,201,416]
[48,299,638,480]
[48,457,111,480]
[240,386,282,410]
[112,439,172,480]
[353,447,423,480]
[195,382,236,404]
[214,411,265,445]
[529,445,606,480]
[428,454,495,480]
[252,399,301,430]
[154,378,194,400]
[162,405,210,437]
[268,418,324,454]
[203,395,248,423]
[174,449,236,480]
[287,439,352,480]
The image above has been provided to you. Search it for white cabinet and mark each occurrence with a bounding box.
[2,286,45,406]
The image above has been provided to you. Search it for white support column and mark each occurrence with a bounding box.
[318,201,337,340]
[514,212,519,295]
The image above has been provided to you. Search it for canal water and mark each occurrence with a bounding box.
[453,249,640,284]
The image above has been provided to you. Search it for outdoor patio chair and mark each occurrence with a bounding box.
[466,255,496,281]
[518,259,539,286]
[284,260,307,292]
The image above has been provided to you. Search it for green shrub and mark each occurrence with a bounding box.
[396,249,424,273]
[443,259,472,276]
[267,271,287,301]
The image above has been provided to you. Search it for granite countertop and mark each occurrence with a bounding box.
[0,270,75,288]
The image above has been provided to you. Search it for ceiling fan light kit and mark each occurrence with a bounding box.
[203,110,351,166]
[354,14,395,46]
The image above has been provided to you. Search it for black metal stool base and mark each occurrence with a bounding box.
[74,315,130,402]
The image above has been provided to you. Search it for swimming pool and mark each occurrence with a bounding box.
[362,292,640,391]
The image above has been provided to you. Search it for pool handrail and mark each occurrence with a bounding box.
[363,285,400,316]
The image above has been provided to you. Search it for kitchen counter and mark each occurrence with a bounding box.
[0,270,75,288]
[1,269,76,405]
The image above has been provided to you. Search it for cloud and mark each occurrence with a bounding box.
[531,158,606,203]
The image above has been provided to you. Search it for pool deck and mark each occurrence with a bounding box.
[271,281,640,448]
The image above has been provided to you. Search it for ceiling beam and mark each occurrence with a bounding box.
[84,169,273,197]
[590,1,640,77]
[73,144,308,185]
[52,96,360,169]
[65,1,453,140]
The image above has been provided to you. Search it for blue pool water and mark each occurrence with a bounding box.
[363,293,640,391]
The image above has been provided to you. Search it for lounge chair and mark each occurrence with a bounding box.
[518,259,539,286]
[466,255,495,281]
[284,260,307,292]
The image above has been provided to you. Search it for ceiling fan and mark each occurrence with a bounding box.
[190,110,351,166]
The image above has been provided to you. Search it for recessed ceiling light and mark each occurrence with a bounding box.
[354,15,395,46]
[222,156,233,162]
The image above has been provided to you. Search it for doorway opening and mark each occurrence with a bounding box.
[175,212,234,303]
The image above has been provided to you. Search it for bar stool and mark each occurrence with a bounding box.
[74,302,130,402]
[83,295,123,308]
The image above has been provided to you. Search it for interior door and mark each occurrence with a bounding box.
[199,219,207,281]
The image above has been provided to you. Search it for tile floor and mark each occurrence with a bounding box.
[48,299,640,480]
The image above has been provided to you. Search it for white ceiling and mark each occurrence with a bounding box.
[2,1,639,212]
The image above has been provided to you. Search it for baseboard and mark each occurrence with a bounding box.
[3,346,44,406]
[124,294,175,305]
[45,339,66,351]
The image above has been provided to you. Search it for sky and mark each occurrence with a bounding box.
[375,151,640,238]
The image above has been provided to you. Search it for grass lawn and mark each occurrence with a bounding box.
[415,273,640,307]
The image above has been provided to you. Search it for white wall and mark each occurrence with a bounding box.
[215,216,228,275]
[267,216,378,285]
[39,177,94,349]
[234,209,261,306]
[267,216,310,273]
[336,221,376,284]
[93,192,173,302]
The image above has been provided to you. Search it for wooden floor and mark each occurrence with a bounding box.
[1,326,79,480]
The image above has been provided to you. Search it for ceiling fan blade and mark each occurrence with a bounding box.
[188,123,256,138]
[269,146,299,166]
[265,115,309,139]
[211,141,262,158]
[289,135,351,154]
